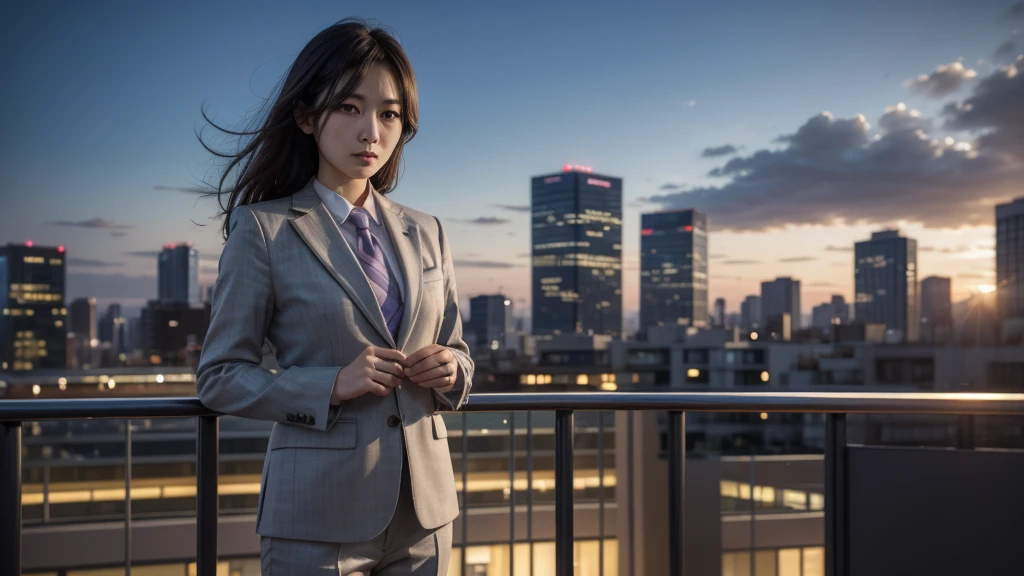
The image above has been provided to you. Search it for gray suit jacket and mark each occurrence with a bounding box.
[195,178,474,543]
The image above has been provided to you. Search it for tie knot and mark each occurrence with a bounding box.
[348,207,370,230]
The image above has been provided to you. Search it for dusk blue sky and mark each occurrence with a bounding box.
[3,0,1022,326]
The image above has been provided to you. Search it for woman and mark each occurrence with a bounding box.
[195,18,473,575]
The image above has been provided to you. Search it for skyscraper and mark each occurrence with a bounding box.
[639,208,709,331]
[0,242,68,371]
[713,298,726,328]
[761,277,802,329]
[740,295,762,331]
[69,297,97,369]
[996,198,1024,322]
[468,294,515,352]
[855,230,919,342]
[920,276,952,344]
[159,243,200,305]
[532,166,623,338]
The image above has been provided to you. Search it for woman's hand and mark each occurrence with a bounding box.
[403,344,458,394]
[330,346,407,404]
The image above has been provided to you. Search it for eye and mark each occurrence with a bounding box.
[339,104,359,114]
[383,110,401,120]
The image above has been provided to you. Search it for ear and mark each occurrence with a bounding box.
[294,100,315,135]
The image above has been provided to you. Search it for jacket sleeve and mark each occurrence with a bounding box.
[432,216,474,411]
[195,206,343,431]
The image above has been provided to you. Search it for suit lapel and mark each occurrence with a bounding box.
[375,189,422,353]
[288,180,396,348]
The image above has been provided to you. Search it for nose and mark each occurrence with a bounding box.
[360,114,380,145]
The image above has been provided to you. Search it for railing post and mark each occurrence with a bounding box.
[825,413,847,576]
[555,410,575,576]
[125,418,133,576]
[1,422,22,576]
[667,411,686,576]
[197,415,219,575]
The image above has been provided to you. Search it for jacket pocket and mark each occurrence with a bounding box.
[269,420,357,450]
[423,267,443,284]
[432,413,448,439]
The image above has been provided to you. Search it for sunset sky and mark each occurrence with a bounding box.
[3,0,1022,329]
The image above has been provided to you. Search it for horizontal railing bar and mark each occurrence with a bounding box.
[3,391,1024,422]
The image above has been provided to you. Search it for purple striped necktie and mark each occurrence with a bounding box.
[347,207,403,340]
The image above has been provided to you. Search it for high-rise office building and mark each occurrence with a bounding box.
[0,242,68,371]
[812,295,849,330]
[532,166,623,338]
[740,295,762,331]
[639,209,708,331]
[99,303,128,355]
[69,297,97,369]
[761,277,802,329]
[713,298,726,327]
[855,230,919,342]
[920,276,953,344]
[996,198,1024,322]
[468,294,516,352]
[159,243,200,305]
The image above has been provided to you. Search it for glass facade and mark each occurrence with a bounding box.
[0,243,67,371]
[639,209,709,331]
[531,170,622,338]
[854,231,918,342]
[996,198,1024,321]
[158,243,200,306]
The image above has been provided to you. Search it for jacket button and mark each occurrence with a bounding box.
[387,415,401,428]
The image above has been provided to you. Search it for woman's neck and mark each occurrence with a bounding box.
[317,170,368,207]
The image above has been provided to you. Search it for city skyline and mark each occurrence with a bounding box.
[2,1,1022,318]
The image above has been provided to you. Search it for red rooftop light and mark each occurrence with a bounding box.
[57,245,65,253]
[25,240,33,247]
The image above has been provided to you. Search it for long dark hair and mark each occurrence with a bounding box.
[199,18,419,240]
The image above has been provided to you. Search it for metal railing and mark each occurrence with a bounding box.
[3,391,1024,576]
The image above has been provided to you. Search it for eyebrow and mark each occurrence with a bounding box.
[346,93,402,106]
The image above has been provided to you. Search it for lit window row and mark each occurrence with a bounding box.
[2,309,36,316]
[22,256,45,264]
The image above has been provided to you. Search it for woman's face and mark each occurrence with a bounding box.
[298,63,404,187]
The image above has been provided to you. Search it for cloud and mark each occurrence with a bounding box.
[1006,2,1024,19]
[905,61,978,97]
[778,256,817,263]
[126,250,219,263]
[722,259,760,265]
[806,281,842,288]
[48,218,133,230]
[110,232,128,238]
[491,204,530,213]
[709,253,728,259]
[943,55,1024,157]
[453,259,522,269]
[155,184,212,195]
[994,40,1017,60]
[824,245,853,252]
[878,103,932,134]
[68,258,122,268]
[701,144,738,158]
[684,100,697,108]
[651,103,1021,231]
[462,217,510,226]
[957,272,986,279]
[516,253,531,258]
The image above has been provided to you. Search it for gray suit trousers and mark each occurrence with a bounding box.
[260,446,452,575]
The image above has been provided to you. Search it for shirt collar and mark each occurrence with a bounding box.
[312,178,381,226]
